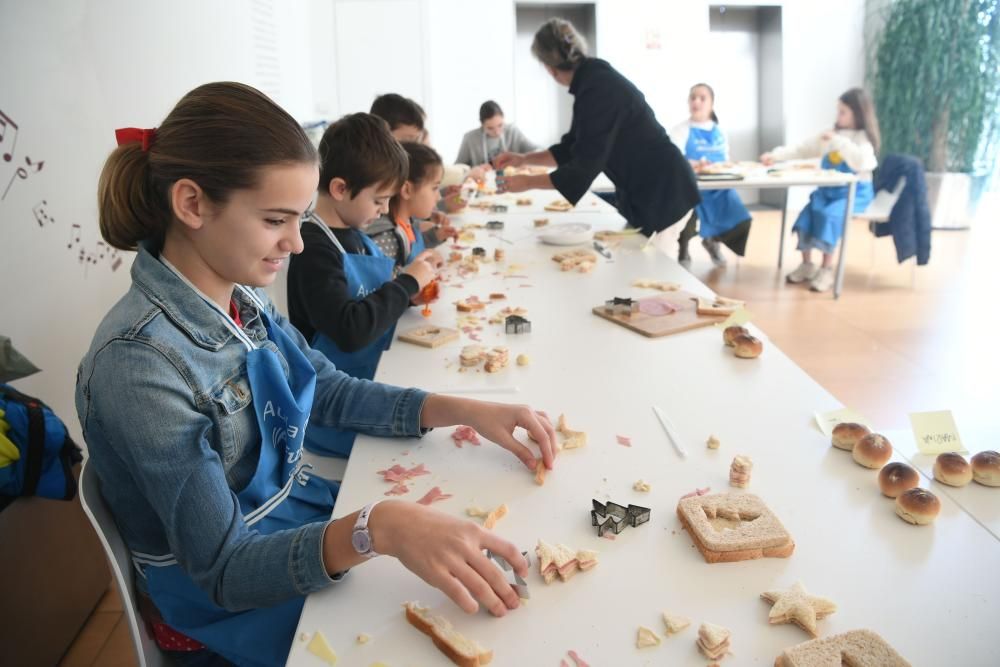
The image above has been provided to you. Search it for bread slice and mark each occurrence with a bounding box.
[403,602,493,667]
[677,493,794,563]
[774,629,910,666]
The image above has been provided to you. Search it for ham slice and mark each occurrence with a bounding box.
[416,486,453,505]
[638,297,679,316]
[377,463,430,484]
[384,482,410,496]
[451,425,481,447]
[616,434,632,446]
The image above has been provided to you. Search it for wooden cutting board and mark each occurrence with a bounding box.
[397,325,460,348]
[591,290,725,338]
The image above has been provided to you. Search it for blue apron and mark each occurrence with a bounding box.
[304,213,397,457]
[685,124,751,239]
[134,262,338,667]
[792,151,874,251]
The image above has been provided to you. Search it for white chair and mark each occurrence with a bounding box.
[854,175,915,287]
[79,458,172,667]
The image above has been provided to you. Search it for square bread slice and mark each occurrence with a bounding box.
[676,492,794,563]
[775,629,911,667]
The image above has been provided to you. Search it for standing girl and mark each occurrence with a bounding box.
[78,82,556,667]
[761,88,880,291]
[670,83,753,268]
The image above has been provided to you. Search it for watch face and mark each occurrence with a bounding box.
[352,530,371,554]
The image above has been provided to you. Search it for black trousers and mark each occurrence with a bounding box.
[677,211,752,257]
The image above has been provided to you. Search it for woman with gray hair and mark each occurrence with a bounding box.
[495,18,700,239]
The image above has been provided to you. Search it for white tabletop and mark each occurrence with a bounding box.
[291,198,1000,667]
[696,170,857,191]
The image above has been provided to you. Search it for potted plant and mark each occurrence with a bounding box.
[868,0,1000,228]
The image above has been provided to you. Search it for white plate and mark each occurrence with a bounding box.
[538,222,593,245]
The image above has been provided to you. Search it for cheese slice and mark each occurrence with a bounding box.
[306,630,338,665]
[636,626,661,648]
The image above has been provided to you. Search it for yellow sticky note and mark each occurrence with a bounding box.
[814,407,872,438]
[716,307,752,329]
[910,410,966,454]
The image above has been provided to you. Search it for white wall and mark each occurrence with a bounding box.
[0,0,315,441]
[0,0,867,443]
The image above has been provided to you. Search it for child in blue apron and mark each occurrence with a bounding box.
[78,83,558,667]
[367,142,451,268]
[287,114,442,458]
[761,88,880,292]
[671,83,753,269]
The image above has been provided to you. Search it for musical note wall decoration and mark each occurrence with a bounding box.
[4,104,123,274]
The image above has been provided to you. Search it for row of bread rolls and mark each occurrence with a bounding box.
[831,422,940,525]
[933,450,1000,487]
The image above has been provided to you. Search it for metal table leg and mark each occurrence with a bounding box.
[833,180,857,299]
[778,188,788,270]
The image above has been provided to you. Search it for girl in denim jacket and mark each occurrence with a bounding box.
[76,82,557,667]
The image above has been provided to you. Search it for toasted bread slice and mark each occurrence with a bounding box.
[404,602,493,667]
[677,492,794,563]
[774,629,910,667]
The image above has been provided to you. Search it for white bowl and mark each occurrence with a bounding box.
[538,222,593,245]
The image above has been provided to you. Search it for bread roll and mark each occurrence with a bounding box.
[732,334,763,359]
[878,462,919,498]
[933,452,972,487]
[831,422,871,451]
[971,450,1000,487]
[723,325,749,347]
[894,488,940,525]
[852,433,892,469]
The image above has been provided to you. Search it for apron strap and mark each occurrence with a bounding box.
[159,256,257,352]
[306,211,348,255]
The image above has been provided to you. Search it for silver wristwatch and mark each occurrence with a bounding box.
[351,501,382,559]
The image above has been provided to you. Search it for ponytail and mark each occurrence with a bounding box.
[98,143,167,250]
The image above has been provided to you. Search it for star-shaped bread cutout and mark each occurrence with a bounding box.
[760,582,837,637]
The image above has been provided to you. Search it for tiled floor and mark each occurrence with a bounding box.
[59,193,998,666]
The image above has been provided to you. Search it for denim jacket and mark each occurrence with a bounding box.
[75,243,428,611]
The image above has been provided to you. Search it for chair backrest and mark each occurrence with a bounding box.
[858,175,908,223]
[78,458,170,667]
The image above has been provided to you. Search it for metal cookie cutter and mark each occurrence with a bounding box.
[485,549,531,599]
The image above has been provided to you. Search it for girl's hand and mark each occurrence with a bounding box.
[414,249,444,269]
[689,158,710,173]
[496,174,530,194]
[372,501,528,616]
[759,152,775,166]
[435,224,458,243]
[464,402,557,471]
[493,152,524,170]
[820,130,835,141]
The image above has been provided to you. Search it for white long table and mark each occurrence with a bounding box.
[290,192,1000,667]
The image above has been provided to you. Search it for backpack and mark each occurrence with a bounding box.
[0,384,82,511]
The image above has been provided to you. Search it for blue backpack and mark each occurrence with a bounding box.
[0,384,82,511]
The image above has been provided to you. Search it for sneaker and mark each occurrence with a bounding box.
[809,267,835,292]
[702,238,727,267]
[786,261,819,284]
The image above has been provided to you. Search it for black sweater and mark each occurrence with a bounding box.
[548,58,701,235]
[287,222,418,352]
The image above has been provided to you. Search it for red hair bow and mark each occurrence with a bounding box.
[115,127,157,152]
